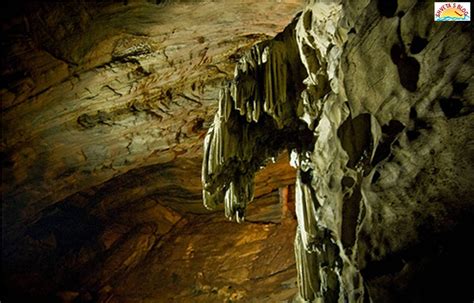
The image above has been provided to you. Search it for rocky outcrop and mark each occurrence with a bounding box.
[2,152,298,303]
[112,215,298,303]
[202,0,473,302]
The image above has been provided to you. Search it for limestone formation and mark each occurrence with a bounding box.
[202,0,473,302]
[202,18,311,221]
[1,0,473,302]
[1,1,303,302]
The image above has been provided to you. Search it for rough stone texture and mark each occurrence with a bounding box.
[111,215,297,303]
[1,1,303,302]
[1,0,302,242]
[2,147,297,302]
[2,0,473,302]
[3,205,299,303]
[202,0,473,302]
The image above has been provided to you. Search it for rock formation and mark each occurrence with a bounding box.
[202,0,473,302]
[1,1,302,302]
[1,0,473,302]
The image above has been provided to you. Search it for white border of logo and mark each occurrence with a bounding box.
[434,2,471,21]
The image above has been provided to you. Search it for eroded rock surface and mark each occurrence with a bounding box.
[2,0,473,302]
[1,0,302,241]
[202,0,473,302]
[1,1,303,302]
[112,215,297,303]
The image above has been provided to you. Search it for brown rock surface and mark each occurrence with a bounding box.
[1,0,302,242]
[2,0,473,302]
[1,1,303,302]
[111,216,297,303]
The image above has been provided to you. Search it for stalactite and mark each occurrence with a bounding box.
[201,11,332,301]
[295,226,320,301]
[295,169,320,252]
[202,4,362,302]
[202,17,305,222]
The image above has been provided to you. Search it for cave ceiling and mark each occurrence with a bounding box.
[2,1,474,302]
[1,0,303,243]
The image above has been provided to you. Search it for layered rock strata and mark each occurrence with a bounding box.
[1,1,303,301]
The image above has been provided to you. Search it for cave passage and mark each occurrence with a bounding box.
[1,1,473,302]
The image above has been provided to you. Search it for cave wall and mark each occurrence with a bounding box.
[112,213,298,303]
[202,0,473,302]
[1,1,303,302]
[1,0,473,302]
[2,151,298,303]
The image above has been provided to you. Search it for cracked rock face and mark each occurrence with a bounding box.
[1,1,303,302]
[203,0,473,302]
[1,0,301,236]
[1,0,473,302]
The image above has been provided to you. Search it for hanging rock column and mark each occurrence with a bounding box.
[203,0,474,302]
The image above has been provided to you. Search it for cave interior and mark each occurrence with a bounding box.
[1,0,473,302]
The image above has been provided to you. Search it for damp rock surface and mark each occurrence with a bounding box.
[1,0,473,302]
[1,1,304,301]
[112,215,298,303]
[202,0,474,302]
[1,0,302,243]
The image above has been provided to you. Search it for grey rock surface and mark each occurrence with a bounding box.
[202,0,473,302]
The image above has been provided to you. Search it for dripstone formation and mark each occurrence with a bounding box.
[202,1,473,302]
[1,0,472,302]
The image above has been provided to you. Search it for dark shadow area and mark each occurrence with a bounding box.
[337,113,372,169]
[409,35,428,54]
[363,211,474,303]
[390,44,420,92]
[372,120,404,166]
[377,0,398,18]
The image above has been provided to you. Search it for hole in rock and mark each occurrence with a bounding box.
[372,120,404,165]
[452,82,468,96]
[377,0,398,17]
[440,97,463,118]
[410,35,428,54]
[371,171,381,184]
[337,113,373,169]
[390,44,420,92]
[303,10,313,31]
[341,176,355,188]
[406,130,421,141]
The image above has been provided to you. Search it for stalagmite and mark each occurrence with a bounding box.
[295,170,320,252]
[295,227,320,301]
